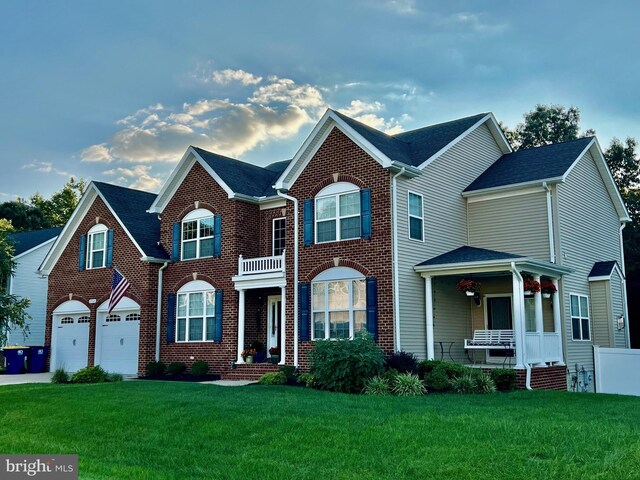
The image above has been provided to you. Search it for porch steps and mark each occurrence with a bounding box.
[221,363,280,381]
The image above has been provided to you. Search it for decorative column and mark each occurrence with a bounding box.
[424,275,435,360]
[552,278,565,365]
[512,270,525,368]
[236,288,245,364]
[280,286,286,365]
[534,275,546,366]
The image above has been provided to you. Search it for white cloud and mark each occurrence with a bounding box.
[383,0,416,15]
[211,69,263,86]
[22,161,73,177]
[338,100,403,134]
[103,165,163,192]
[339,100,383,117]
[81,144,113,163]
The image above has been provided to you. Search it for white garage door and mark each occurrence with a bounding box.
[53,315,90,372]
[95,298,140,375]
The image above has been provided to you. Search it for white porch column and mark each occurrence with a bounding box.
[236,288,246,364]
[511,269,525,368]
[425,275,435,360]
[552,278,565,365]
[280,286,286,365]
[534,275,546,366]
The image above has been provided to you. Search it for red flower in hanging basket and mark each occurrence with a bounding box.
[523,278,541,293]
[541,281,557,295]
[456,278,481,294]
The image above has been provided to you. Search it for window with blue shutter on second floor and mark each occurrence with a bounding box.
[87,224,108,269]
[315,182,361,243]
[181,209,214,260]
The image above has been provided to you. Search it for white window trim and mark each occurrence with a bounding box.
[87,224,108,269]
[569,293,591,342]
[181,208,214,261]
[272,217,286,256]
[407,191,424,242]
[314,182,361,244]
[176,281,216,343]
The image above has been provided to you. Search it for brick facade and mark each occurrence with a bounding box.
[515,365,568,390]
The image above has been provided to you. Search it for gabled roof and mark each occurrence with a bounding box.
[416,246,524,267]
[464,137,594,193]
[588,261,623,280]
[8,227,62,257]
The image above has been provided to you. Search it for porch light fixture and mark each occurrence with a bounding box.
[617,315,625,330]
[473,292,481,307]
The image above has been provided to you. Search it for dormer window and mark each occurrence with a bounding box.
[87,224,108,269]
[181,209,214,260]
[315,182,361,243]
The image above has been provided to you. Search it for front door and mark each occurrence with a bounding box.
[485,295,513,362]
[267,296,281,356]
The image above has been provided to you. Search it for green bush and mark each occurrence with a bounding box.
[490,369,516,391]
[146,361,166,377]
[392,373,426,396]
[167,362,187,375]
[51,368,69,384]
[308,332,384,393]
[279,365,296,380]
[385,351,419,374]
[474,372,497,394]
[106,373,124,383]
[363,375,391,395]
[382,368,399,384]
[191,361,209,376]
[423,362,467,392]
[70,366,108,384]
[417,360,444,380]
[451,373,477,394]
[258,372,287,385]
[297,372,315,388]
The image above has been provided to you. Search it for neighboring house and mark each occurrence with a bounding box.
[38,109,631,391]
[4,227,62,346]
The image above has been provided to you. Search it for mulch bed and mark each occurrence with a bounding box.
[137,373,221,382]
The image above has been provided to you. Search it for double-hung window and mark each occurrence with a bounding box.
[315,183,361,243]
[273,217,286,256]
[408,192,424,241]
[570,294,590,341]
[176,281,216,342]
[87,224,107,269]
[181,209,214,260]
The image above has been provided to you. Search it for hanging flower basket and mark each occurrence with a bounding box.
[523,278,541,296]
[541,281,557,298]
[456,278,481,296]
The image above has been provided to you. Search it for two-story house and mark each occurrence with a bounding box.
[39,109,631,390]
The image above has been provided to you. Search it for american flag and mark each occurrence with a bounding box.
[108,268,131,314]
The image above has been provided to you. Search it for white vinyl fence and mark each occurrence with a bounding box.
[593,346,640,396]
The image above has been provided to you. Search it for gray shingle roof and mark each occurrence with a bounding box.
[465,137,593,192]
[416,246,524,267]
[588,261,619,278]
[8,227,62,256]
[334,110,489,167]
[192,147,291,197]
[93,182,168,259]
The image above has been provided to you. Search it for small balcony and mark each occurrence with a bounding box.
[232,251,286,290]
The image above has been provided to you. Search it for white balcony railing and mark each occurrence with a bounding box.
[525,332,562,364]
[237,251,285,276]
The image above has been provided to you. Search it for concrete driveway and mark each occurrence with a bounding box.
[0,373,53,385]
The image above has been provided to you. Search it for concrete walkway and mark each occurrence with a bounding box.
[0,372,53,386]
[200,379,257,386]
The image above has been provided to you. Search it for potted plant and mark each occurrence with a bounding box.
[251,341,265,363]
[456,278,481,297]
[541,280,557,298]
[523,275,541,296]
[269,346,280,364]
[241,348,256,364]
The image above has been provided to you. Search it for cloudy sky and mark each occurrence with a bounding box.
[2,0,639,199]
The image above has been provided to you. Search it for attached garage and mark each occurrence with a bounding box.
[51,300,90,372]
[95,297,141,375]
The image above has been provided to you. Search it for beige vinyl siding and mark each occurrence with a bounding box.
[556,149,624,387]
[432,277,471,363]
[468,191,550,260]
[395,123,504,358]
[590,281,612,347]
[610,269,627,348]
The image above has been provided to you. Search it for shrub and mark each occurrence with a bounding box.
[297,372,315,388]
[308,332,384,393]
[363,375,391,395]
[490,369,516,392]
[451,373,477,394]
[383,368,399,384]
[258,372,287,385]
[392,373,426,396]
[106,373,124,383]
[423,362,467,392]
[279,365,297,380]
[474,372,497,394]
[70,366,108,384]
[51,368,69,384]
[417,360,444,380]
[191,361,209,376]
[167,362,187,375]
[146,361,166,377]
[385,351,419,374]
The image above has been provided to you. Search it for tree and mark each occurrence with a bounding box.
[30,177,86,227]
[0,219,30,346]
[0,199,51,231]
[605,137,639,193]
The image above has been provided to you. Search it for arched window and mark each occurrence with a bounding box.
[311,267,366,340]
[182,209,214,260]
[78,316,90,324]
[176,280,216,342]
[87,224,108,269]
[60,317,74,324]
[315,182,361,243]
[106,314,121,322]
[126,313,141,322]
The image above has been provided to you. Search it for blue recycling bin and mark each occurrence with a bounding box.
[2,347,29,374]
[27,346,49,373]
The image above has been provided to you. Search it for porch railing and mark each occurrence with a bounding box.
[525,332,562,364]
[237,250,285,276]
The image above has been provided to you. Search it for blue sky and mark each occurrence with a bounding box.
[2,0,639,200]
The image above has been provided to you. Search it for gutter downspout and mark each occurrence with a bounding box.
[277,189,299,367]
[391,167,405,352]
[543,182,556,263]
[155,261,169,361]
[511,263,532,390]
[620,223,631,348]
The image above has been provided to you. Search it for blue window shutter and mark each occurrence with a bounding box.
[360,188,372,239]
[214,289,223,342]
[299,282,310,341]
[167,294,176,344]
[172,222,180,262]
[78,234,86,271]
[105,229,114,267]
[303,199,314,246]
[213,214,222,258]
[366,277,378,340]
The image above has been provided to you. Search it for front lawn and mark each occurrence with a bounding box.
[0,382,639,479]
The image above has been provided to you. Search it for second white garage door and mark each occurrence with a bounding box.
[95,297,140,375]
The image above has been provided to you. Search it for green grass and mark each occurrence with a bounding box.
[1,383,639,479]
